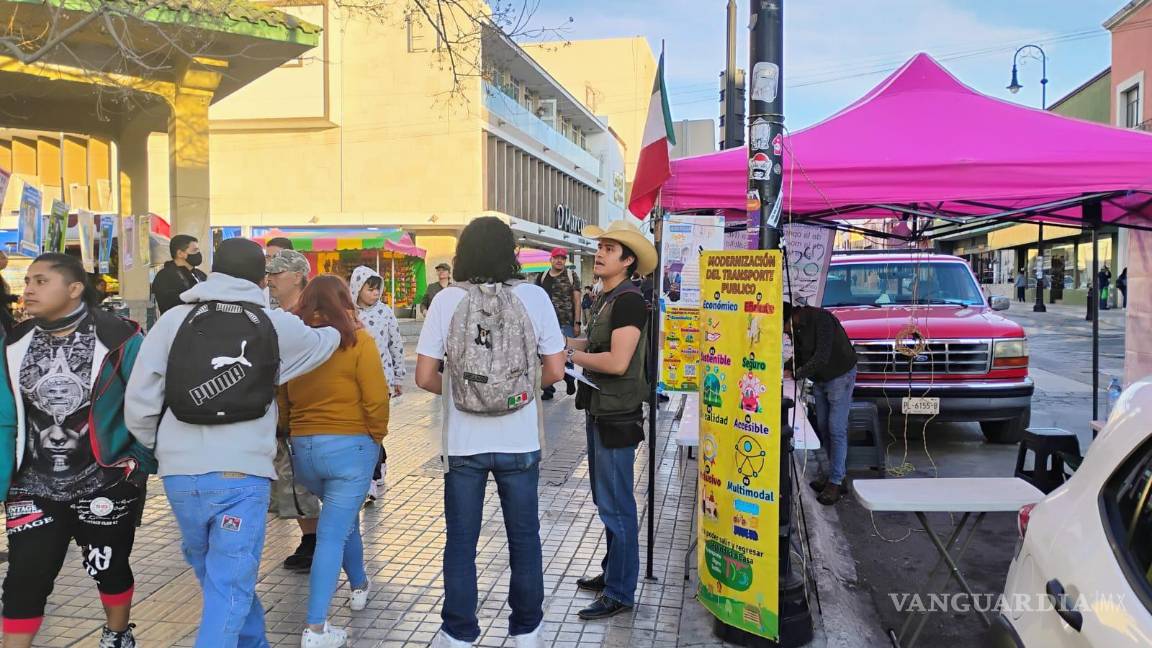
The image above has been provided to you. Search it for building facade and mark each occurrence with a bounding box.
[145,2,626,275]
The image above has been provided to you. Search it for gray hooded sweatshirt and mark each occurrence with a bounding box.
[125,273,340,479]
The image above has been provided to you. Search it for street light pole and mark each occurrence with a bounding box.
[1007,44,1048,313]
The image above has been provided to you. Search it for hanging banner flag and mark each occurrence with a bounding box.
[47,200,68,254]
[19,184,42,257]
[698,250,783,641]
[783,223,835,307]
[77,210,96,273]
[660,306,701,392]
[121,214,135,270]
[98,215,116,274]
[0,168,9,208]
[137,214,152,267]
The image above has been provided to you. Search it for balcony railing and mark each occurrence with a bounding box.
[483,82,601,177]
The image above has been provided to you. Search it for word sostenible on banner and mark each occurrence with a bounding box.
[697,250,782,641]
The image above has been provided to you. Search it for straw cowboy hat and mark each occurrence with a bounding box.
[582,220,658,276]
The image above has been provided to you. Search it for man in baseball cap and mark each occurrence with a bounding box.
[266,250,310,313]
[536,247,581,400]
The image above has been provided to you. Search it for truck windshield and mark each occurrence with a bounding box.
[822,262,985,307]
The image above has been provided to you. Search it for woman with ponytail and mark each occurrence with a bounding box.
[0,253,153,648]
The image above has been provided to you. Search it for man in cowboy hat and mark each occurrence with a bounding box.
[566,220,657,621]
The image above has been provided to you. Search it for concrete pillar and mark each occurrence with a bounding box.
[118,122,152,322]
[1125,230,1152,386]
[167,57,226,260]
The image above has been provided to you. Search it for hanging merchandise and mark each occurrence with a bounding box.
[77,210,96,273]
[98,215,115,273]
[46,200,68,254]
[19,184,42,257]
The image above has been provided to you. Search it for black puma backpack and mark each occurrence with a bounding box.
[165,301,280,424]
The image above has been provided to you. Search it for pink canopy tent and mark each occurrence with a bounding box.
[662,53,1152,232]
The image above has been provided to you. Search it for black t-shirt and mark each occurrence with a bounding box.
[610,292,648,330]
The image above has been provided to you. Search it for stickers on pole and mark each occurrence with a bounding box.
[749,152,771,181]
[750,119,772,151]
[698,250,782,641]
[751,62,780,103]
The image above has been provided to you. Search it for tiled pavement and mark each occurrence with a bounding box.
[0,366,733,647]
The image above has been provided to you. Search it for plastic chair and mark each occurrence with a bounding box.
[1014,428,1081,494]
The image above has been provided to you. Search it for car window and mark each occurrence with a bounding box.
[823,262,984,307]
[1102,436,1152,611]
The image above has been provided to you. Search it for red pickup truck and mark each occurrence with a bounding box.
[821,251,1033,443]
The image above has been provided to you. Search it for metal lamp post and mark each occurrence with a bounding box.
[1007,44,1048,312]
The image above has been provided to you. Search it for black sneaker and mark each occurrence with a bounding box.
[809,478,828,494]
[566,377,577,396]
[578,595,632,620]
[99,624,136,648]
[283,534,316,571]
[817,482,844,506]
[541,391,555,401]
[575,573,606,592]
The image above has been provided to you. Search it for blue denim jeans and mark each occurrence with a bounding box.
[441,451,543,642]
[163,473,271,648]
[290,434,378,625]
[813,368,858,486]
[586,417,639,606]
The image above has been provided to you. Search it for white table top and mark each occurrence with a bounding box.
[854,478,1045,513]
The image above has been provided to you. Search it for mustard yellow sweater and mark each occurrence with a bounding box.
[278,328,390,444]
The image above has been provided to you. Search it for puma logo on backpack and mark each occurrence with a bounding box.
[444,282,538,415]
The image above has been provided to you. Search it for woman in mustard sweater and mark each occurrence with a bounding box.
[279,274,390,648]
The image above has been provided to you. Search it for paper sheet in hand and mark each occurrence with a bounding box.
[565,367,599,390]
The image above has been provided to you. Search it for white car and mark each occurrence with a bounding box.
[992,376,1152,646]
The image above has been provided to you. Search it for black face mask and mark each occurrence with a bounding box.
[186,252,204,267]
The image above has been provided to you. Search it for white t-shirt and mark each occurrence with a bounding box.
[417,283,564,455]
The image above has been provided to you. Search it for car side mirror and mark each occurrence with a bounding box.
[990,296,1010,311]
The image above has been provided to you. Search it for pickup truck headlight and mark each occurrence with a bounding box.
[993,339,1029,368]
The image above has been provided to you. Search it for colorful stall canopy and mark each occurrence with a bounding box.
[252,228,427,258]
[518,248,553,274]
[661,53,1152,229]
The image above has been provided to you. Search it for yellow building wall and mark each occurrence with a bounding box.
[524,38,656,180]
[147,0,487,231]
[988,223,1082,248]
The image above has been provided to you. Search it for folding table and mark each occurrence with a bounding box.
[853,477,1045,648]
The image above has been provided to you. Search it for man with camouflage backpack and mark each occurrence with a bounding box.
[415,217,565,648]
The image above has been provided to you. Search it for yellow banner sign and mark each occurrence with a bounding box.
[697,250,782,640]
[661,306,701,392]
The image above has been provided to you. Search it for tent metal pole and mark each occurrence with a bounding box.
[1093,225,1100,421]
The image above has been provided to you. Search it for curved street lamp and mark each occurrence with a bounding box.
[1007,44,1049,312]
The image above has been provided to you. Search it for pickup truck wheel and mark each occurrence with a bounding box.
[981,410,1030,444]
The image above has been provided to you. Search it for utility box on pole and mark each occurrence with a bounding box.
[719,69,747,149]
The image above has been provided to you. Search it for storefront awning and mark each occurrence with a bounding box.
[251,228,426,258]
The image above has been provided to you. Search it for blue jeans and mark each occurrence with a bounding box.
[290,435,378,625]
[586,417,639,606]
[442,451,543,642]
[163,473,271,648]
[813,368,858,486]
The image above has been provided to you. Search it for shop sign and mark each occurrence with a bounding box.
[554,204,587,234]
[698,250,782,641]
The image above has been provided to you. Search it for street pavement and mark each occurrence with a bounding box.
[823,302,1128,647]
[0,349,743,647]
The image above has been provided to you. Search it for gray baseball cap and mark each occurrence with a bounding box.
[266,249,311,275]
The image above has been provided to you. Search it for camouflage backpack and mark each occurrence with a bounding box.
[444,282,538,415]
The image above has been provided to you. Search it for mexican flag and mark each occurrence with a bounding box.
[628,50,676,219]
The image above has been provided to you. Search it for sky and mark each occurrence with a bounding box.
[523,0,1123,131]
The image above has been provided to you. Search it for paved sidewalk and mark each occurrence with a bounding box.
[0,367,736,647]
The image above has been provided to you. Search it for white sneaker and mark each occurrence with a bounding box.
[301,623,347,648]
[431,629,474,647]
[365,480,379,505]
[511,626,545,648]
[378,463,389,495]
[349,579,371,611]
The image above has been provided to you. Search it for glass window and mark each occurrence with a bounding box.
[1125,86,1141,129]
[823,261,984,307]
[1102,435,1152,612]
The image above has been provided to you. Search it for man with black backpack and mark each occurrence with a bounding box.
[125,238,339,648]
[567,220,657,621]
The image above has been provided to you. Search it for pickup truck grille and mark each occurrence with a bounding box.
[853,339,992,375]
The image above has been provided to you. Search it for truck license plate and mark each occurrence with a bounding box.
[902,397,940,415]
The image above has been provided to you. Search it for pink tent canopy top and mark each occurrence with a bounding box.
[662,53,1152,228]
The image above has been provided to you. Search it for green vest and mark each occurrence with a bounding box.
[583,282,649,416]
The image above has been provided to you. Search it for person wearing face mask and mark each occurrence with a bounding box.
[150,235,207,315]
